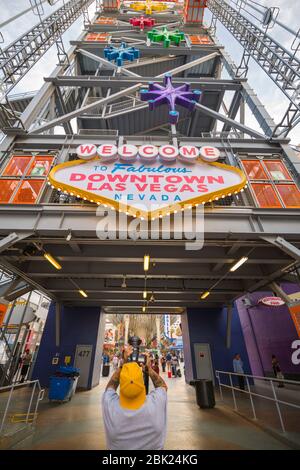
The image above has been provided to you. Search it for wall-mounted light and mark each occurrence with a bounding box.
[143,291,147,299]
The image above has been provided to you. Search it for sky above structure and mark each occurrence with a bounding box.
[0,0,299,143]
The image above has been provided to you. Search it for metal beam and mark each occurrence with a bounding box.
[156,52,220,78]
[222,90,242,132]
[261,236,300,261]
[194,102,267,139]
[30,83,143,134]
[77,48,142,78]
[0,232,32,253]
[47,76,242,91]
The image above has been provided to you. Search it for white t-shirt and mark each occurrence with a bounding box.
[102,387,167,450]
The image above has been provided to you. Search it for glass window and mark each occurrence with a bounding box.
[3,156,32,176]
[12,180,44,204]
[264,160,292,181]
[27,156,53,176]
[251,183,282,208]
[0,180,19,203]
[242,160,267,180]
[276,184,300,208]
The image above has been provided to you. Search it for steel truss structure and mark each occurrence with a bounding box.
[0,0,95,97]
[0,1,299,314]
[207,0,300,138]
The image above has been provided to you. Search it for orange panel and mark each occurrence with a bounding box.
[0,179,19,203]
[251,183,282,208]
[27,156,54,176]
[3,155,32,176]
[94,17,116,25]
[188,34,212,45]
[12,179,44,204]
[276,184,300,208]
[242,160,267,180]
[289,304,300,338]
[0,304,8,327]
[85,33,109,42]
[264,160,292,181]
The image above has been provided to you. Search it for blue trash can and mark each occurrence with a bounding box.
[49,366,80,402]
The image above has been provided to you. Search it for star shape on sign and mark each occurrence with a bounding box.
[140,74,202,124]
[130,16,155,30]
[147,27,185,48]
[103,42,140,66]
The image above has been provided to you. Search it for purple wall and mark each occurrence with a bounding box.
[236,284,300,378]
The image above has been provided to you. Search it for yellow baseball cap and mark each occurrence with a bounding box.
[119,362,146,410]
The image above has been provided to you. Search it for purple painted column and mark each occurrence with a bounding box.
[236,284,300,377]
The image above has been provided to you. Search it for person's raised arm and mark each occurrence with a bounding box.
[105,345,133,391]
[146,353,167,391]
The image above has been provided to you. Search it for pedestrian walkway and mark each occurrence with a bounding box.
[15,371,292,450]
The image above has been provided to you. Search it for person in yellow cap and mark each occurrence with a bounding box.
[102,345,168,450]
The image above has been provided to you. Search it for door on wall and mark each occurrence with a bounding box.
[74,344,93,388]
[194,343,214,384]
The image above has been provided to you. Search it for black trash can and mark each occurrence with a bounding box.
[102,364,110,377]
[194,379,215,409]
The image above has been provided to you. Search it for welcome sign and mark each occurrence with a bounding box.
[49,143,247,219]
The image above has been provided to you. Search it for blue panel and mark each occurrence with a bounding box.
[186,305,251,381]
[32,303,101,389]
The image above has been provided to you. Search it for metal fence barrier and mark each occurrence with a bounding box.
[0,380,44,442]
[216,370,300,434]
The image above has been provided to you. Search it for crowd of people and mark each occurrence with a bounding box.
[106,349,184,379]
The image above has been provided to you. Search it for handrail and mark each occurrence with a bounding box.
[215,370,300,434]
[0,380,44,435]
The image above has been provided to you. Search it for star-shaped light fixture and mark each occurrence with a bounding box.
[147,26,185,48]
[129,0,168,15]
[140,74,201,124]
[130,16,155,30]
[103,42,140,66]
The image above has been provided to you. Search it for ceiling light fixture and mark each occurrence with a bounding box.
[66,230,72,242]
[144,254,150,271]
[200,291,210,300]
[79,289,88,298]
[230,256,248,272]
[43,252,62,270]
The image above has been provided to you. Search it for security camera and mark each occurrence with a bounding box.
[242,297,252,307]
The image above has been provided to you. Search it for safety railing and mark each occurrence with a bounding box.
[0,380,44,441]
[216,370,300,435]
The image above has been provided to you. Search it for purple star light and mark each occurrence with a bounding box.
[140,74,201,124]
